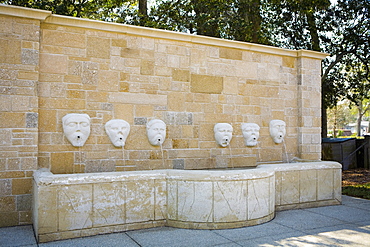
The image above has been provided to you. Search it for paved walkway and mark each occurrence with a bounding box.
[1,196,370,247]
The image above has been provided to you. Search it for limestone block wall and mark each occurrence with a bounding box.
[0,5,327,226]
[35,15,326,174]
[0,6,50,227]
[297,54,323,160]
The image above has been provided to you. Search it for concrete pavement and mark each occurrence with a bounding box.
[1,196,369,247]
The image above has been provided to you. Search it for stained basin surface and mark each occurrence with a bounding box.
[33,161,342,242]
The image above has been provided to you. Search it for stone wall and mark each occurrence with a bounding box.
[0,5,327,226]
[0,6,50,227]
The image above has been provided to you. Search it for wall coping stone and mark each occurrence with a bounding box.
[33,161,341,186]
[0,4,329,59]
[259,161,342,171]
[0,4,51,20]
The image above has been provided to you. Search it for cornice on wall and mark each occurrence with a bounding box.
[0,4,329,60]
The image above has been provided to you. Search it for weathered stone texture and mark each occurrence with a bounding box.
[33,162,341,242]
[191,74,224,94]
[0,5,326,227]
[0,12,40,227]
[87,36,110,59]
[220,47,243,60]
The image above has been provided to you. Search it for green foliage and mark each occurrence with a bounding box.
[126,0,272,44]
[226,0,270,44]
[322,0,369,109]
[327,102,352,128]
[0,0,135,20]
[140,0,196,33]
[337,129,344,136]
[342,183,370,199]
[267,0,330,51]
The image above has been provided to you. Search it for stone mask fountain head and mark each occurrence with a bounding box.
[62,113,91,147]
[269,120,286,144]
[214,123,233,147]
[105,119,130,147]
[241,123,260,146]
[146,119,166,146]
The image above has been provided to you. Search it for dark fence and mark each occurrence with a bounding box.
[322,136,370,170]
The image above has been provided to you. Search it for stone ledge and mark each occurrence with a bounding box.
[258,161,342,171]
[0,5,328,59]
[0,4,51,20]
[298,50,329,60]
[34,168,167,185]
[167,168,273,181]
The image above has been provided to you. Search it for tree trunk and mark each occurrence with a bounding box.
[333,105,337,138]
[321,81,328,138]
[237,0,262,43]
[192,1,207,36]
[306,11,320,51]
[357,104,363,136]
[139,0,148,25]
[250,0,262,43]
[322,108,328,138]
[357,114,363,136]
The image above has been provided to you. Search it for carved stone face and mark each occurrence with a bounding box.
[269,120,286,144]
[62,113,91,147]
[214,123,233,147]
[147,119,166,146]
[105,119,130,147]
[242,123,260,146]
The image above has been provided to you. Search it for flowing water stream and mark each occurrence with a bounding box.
[282,139,289,163]
[122,147,126,167]
[228,145,234,168]
[160,143,165,167]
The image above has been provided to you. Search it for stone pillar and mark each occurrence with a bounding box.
[0,6,50,227]
[297,50,328,160]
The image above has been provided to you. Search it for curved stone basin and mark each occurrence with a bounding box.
[33,161,341,243]
[166,168,275,229]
